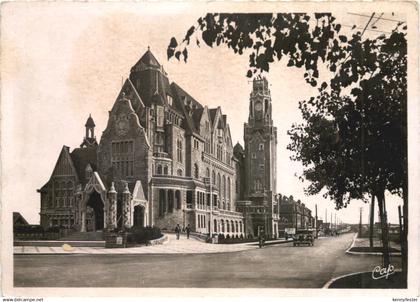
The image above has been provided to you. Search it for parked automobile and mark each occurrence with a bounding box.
[293,229,315,246]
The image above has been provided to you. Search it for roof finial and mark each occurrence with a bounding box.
[148,45,150,51]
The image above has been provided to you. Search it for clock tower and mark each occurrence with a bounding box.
[243,77,279,238]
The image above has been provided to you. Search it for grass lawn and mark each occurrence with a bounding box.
[349,246,400,253]
[329,272,406,288]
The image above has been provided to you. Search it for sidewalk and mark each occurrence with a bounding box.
[14,233,293,255]
[13,233,248,255]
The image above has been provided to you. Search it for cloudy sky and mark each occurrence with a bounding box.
[2,2,406,225]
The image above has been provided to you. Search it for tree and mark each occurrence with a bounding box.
[168,12,407,274]
[168,13,344,86]
[288,27,407,269]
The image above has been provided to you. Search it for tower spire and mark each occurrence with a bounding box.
[81,114,98,148]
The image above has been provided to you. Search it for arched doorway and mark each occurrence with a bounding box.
[133,205,145,227]
[86,191,104,231]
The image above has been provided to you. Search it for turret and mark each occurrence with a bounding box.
[80,114,98,148]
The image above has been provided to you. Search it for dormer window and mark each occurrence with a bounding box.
[167,94,173,106]
[85,164,93,181]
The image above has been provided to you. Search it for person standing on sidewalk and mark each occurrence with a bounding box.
[186,224,191,239]
[175,224,181,240]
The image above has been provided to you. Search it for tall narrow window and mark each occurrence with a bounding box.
[177,139,183,163]
[111,140,134,177]
[227,177,231,200]
[194,164,199,179]
[156,106,164,127]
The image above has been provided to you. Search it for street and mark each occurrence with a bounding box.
[14,233,401,288]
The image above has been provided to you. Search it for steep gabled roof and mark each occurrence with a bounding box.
[70,146,97,185]
[117,78,145,115]
[132,180,146,202]
[131,49,161,72]
[13,212,29,226]
[191,108,204,130]
[51,146,80,181]
[209,108,218,124]
[171,82,205,134]
[171,82,204,110]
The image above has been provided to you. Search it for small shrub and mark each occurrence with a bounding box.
[127,226,162,244]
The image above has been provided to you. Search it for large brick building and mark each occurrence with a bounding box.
[38,49,279,238]
[236,78,280,238]
[278,194,315,233]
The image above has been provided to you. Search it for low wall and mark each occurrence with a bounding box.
[147,234,168,246]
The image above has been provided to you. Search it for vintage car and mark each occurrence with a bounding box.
[293,229,315,246]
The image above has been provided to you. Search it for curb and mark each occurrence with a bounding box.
[147,234,168,246]
[345,233,401,256]
[247,239,293,247]
[322,270,371,288]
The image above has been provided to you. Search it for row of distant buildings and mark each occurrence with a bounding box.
[277,195,316,233]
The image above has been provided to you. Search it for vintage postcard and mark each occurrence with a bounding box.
[1,1,419,300]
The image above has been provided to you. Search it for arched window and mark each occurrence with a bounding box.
[159,189,166,216]
[163,166,168,175]
[194,163,199,179]
[227,177,231,200]
[239,221,242,233]
[254,179,262,191]
[157,165,162,175]
[214,219,217,232]
[212,170,216,185]
[231,221,235,233]
[221,220,225,232]
[227,221,230,232]
[223,175,226,200]
[206,167,210,178]
[168,190,174,213]
[177,139,183,163]
[235,221,238,233]
[217,173,221,194]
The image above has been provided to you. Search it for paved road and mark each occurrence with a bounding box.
[14,233,401,288]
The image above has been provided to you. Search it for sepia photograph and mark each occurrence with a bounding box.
[1,1,419,300]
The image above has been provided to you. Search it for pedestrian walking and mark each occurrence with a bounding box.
[175,224,181,240]
[186,224,191,239]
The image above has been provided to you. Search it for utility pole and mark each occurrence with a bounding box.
[359,207,363,237]
[334,212,337,230]
[330,212,333,231]
[315,204,318,238]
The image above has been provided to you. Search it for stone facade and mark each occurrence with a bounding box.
[236,78,280,238]
[38,49,245,237]
[38,49,294,239]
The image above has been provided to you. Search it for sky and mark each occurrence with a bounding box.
[1,2,406,225]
